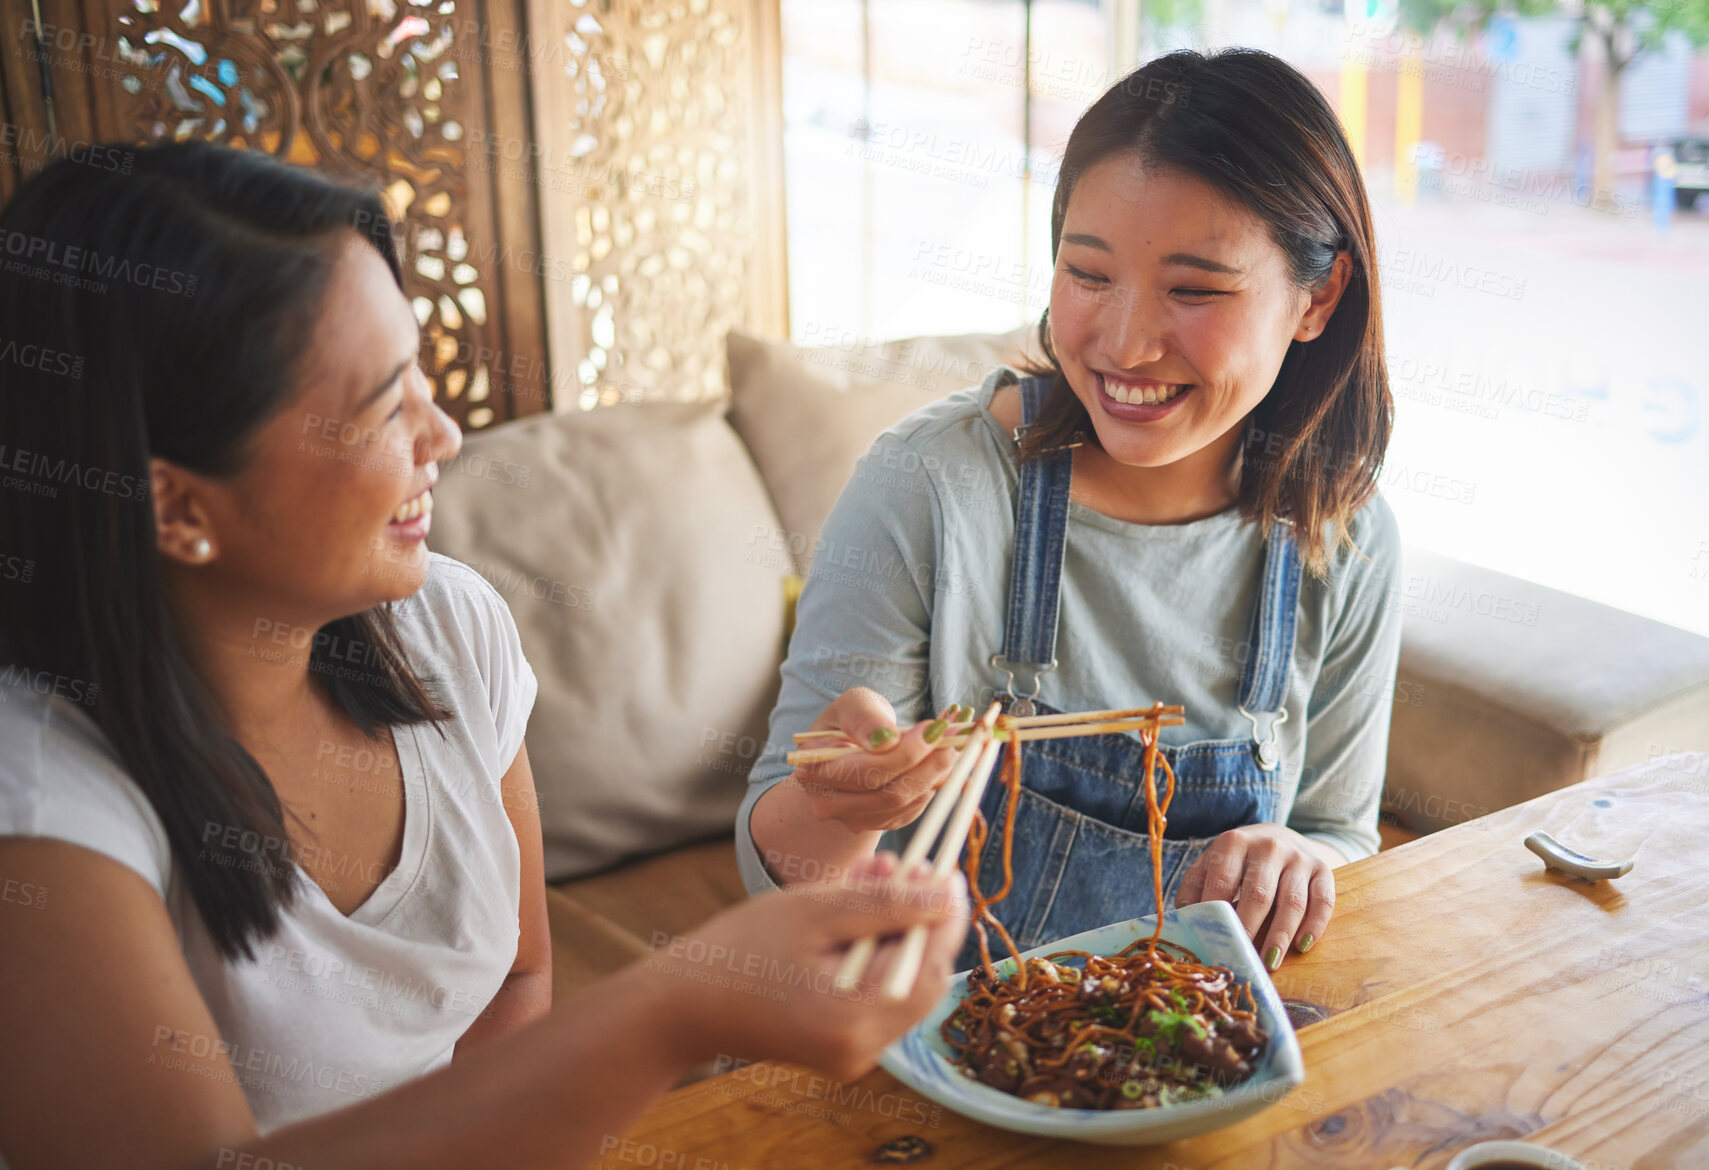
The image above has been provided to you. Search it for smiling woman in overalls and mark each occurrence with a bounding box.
[737,46,1399,975]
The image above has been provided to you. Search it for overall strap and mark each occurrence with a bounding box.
[1235,520,1302,770]
[994,376,1073,715]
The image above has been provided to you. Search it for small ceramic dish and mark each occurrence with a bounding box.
[879,900,1306,1145]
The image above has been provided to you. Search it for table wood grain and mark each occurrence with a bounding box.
[607,753,1709,1170]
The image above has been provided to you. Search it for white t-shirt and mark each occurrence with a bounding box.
[0,554,538,1137]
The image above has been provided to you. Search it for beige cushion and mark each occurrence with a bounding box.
[726,325,1042,571]
[429,403,788,880]
[1385,547,1709,832]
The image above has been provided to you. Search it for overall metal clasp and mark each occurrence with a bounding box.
[990,654,1057,718]
[1238,704,1289,772]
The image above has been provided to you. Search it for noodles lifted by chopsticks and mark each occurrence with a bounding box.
[942,709,1269,1110]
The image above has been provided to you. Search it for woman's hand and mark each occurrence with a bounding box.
[1174,825,1339,972]
[646,852,969,1083]
[790,688,962,834]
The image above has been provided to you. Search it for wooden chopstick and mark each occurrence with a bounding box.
[793,704,1184,745]
[786,714,1183,766]
[880,733,1006,1002]
[832,702,1001,995]
[824,700,1183,997]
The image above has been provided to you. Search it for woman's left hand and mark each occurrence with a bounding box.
[1174,824,1339,973]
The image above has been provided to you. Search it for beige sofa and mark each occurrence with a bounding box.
[428,328,1709,1004]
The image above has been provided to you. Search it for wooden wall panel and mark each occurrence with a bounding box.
[525,0,788,411]
[1,0,550,429]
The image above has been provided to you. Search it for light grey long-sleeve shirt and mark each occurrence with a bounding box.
[735,367,1403,893]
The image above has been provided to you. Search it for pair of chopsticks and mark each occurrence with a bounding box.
[830,700,1184,1000]
[835,701,1007,1002]
[787,704,1185,767]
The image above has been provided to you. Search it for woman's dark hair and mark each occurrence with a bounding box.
[1021,48,1391,574]
[0,141,450,960]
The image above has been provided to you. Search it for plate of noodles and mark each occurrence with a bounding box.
[879,901,1306,1145]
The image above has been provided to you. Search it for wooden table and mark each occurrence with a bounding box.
[609,754,1709,1169]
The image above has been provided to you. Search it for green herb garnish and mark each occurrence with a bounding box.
[1146,1007,1208,1046]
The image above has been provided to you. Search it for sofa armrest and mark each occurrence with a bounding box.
[1385,548,1709,834]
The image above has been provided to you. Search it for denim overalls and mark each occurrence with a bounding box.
[954,374,1302,971]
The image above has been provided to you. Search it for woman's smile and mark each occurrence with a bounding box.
[1094,370,1196,420]
[387,482,435,543]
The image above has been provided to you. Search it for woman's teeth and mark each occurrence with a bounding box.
[391,490,433,524]
[1104,377,1184,405]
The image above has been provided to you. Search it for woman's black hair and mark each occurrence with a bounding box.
[0,141,451,960]
[1022,48,1392,574]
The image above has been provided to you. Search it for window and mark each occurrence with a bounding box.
[781,0,1709,636]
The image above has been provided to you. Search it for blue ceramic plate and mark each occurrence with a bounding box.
[879,900,1306,1145]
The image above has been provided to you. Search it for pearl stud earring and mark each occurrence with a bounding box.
[193,537,211,560]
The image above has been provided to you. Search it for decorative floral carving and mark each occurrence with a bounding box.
[532,0,758,409]
[112,0,510,430]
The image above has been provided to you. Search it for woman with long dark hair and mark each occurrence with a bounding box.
[742,48,1399,975]
[0,142,966,1168]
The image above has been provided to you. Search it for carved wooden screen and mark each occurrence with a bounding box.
[0,0,548,429]
[526,0,787,409]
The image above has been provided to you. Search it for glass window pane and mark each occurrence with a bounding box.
[779,0,1709,634]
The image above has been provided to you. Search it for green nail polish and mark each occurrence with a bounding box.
[1263,945,1282,971]
[1297,934,1314,953]
[868,727,897,749]
[923,718,949,744]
